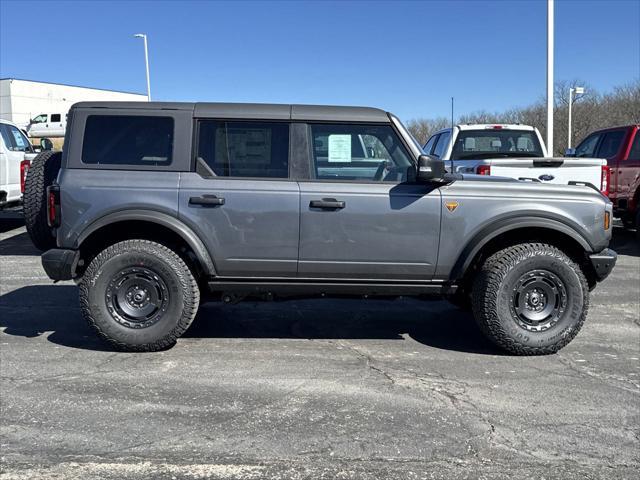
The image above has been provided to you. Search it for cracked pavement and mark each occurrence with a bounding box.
[1,217,639,479]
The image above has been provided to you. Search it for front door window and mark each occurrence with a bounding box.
[310,124,413,183]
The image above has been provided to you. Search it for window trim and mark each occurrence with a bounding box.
[304,121,417,185]
[192,118,293,181]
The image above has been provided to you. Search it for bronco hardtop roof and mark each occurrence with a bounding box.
[71,101,391,123]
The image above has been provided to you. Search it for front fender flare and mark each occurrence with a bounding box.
[449,216,592,281]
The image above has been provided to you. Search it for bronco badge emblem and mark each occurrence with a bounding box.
[445,201,459,212]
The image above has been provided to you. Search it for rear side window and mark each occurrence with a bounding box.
[82,115,174,166]
[51,114,61,122]
[575,133,600,157]
[432,131,451,158]
[423,134,438,154]
[596,130,625,158]
[196,121,289,178]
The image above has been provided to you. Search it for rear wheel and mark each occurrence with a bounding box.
[472,243,589,355]
[79,239,200,351]
[23,150,62,251]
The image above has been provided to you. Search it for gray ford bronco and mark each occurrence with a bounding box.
[26,101,617,354]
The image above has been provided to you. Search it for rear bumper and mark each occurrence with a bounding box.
[589,248,617,282]
[42,248,80,281]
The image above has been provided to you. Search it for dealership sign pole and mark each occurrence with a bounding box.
[568,86,585,149]
[134,33,151,101]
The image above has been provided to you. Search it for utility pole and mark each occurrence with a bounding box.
[546,0,554,157]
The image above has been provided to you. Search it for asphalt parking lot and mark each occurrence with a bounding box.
[1,217,638,479]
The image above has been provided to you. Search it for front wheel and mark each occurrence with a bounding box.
[472,243,589,355]
[79,240,200,351]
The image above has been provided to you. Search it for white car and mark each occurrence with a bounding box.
[423,124,609,194]
[25,112,67,138]
[0,119,38,209]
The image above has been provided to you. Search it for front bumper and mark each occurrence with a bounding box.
[42,248,80,281]
[589,248,617,282]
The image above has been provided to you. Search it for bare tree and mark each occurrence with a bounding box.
[406,117,450,145]
[406,80,640,155]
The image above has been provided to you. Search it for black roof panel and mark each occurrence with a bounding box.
[71,101,390,122]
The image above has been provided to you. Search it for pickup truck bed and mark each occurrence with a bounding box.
[453,157,608,192]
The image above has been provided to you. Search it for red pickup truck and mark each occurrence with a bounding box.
[573,125,640,232]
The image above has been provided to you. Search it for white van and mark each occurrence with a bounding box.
[0,119,38,208]
[25,112,67,138]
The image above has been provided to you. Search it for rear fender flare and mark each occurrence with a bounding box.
[75,209,216,276]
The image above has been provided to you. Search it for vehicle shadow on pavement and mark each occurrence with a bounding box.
[610,227,639,257]
[0,285,114,352]
[0,285,501,355]
[0,232,41,256]
[0,217,26,234]
[188,298,502,355]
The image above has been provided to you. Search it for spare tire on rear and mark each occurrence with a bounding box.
[24,150,62,251]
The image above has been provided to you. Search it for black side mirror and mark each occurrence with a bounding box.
[40,138,54,151]
[416,154,445,182]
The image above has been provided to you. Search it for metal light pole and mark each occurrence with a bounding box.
[567,86,585,149]
[134,33,151,101]
[546,0,554,157]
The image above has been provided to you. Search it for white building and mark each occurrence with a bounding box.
[0,78,147,127]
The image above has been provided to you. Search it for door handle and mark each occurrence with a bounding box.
[189,195,225,206]
[309,198,345,209]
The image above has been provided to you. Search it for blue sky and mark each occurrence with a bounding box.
[1,0,638,122]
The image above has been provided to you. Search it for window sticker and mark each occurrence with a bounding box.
[328,134,351,162]
[11,130,27,149]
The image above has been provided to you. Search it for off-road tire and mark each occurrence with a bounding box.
[79,240,200,352]
[23,150,62,251]
[472,243,589,355]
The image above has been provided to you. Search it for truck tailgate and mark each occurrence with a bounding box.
[488,157,607,187]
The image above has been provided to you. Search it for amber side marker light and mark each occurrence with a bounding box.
[445,202,459,212]
[604,211,610,230]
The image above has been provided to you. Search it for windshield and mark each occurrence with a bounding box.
[451,130,544,160]
[31,114,48,124]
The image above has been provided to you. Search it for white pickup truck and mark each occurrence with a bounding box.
[23,112,67,138]
[423,124,609,194]
[0,119,38,210]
